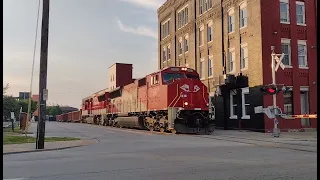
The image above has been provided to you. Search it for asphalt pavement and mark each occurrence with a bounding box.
[3,122,317,180]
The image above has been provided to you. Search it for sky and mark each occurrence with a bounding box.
[3,0,166,109]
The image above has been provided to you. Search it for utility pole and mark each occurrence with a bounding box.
[36,0,50,149]
[271,47,280,137]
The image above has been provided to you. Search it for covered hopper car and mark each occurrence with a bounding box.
[81,66,215,134]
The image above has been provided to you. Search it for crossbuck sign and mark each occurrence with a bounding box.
[274,53,285,72]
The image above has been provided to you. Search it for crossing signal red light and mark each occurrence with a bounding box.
[260,85,277,95]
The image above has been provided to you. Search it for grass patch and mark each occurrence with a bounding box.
[3,126,21,132]
[3,136,80,145]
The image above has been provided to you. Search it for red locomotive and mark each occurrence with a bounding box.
[79,64,215,134]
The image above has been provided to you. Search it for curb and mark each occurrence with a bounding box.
[3,139,99,155]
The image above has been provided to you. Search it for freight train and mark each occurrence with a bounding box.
[57,65,215,134]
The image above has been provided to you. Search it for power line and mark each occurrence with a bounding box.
[25,0,41,134]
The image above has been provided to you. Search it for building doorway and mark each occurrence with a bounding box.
[300,88,310,127]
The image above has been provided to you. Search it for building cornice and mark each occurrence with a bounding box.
[176,21,194,37]
[196,5,221,26]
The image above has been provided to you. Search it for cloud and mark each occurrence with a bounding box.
[118,0,165,10]
[116,19,158,39]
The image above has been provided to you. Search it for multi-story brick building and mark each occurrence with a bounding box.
[157,0,317,132]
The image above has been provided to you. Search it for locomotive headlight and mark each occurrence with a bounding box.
[184,102,188,106]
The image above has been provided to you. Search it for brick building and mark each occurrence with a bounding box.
[157,0,317,132]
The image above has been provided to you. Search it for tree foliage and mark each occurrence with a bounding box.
[46,105,63,116]
[3,95,20,120]
[18,99,37,113]
[3,84,9,95]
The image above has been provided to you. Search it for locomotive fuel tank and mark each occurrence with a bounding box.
[115,116,146,129]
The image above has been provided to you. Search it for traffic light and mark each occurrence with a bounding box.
[260,85,278,95]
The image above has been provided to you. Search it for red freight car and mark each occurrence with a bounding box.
[56,115,62,122]
[81,65,215,134]
[67,112,72,122]
[62,113,68,122]
[71,110,81,123]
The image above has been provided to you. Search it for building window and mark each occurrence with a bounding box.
[207,24,213,42]
[283,87,293,115]
[200,59,204,79]
[228,48,235,73]
[239,2,247,28]
[298,40,307,67]
[228,9,235,33]
[178,39,182,55]
[178,6,188,29]
[162,48,166,62]
[199,27,204,46]
[162,19,170,39]
[240,43,248,70]
[280,0,290,23]
[199,0,212,15]
[230,91,237,118]
[167,45,171,60]
[281,39,291,66]
[184,35,189,52]
[208,56,213,77]
[199,0,203,15]
[296,1,305,25]
[241,87,250,119]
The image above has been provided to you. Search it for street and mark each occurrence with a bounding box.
[4,122,317,180]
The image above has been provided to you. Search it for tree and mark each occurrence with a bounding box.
[3,84,9,95]
[18,99,37,113]
[3,95,20,121]
[46,105,62,116]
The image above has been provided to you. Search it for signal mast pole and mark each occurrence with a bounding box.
[271,47,280,137]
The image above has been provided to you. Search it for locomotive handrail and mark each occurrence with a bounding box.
[172,92,183,107]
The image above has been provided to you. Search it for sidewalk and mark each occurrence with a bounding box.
[3,139,98,155]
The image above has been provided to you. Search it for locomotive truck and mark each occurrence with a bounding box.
[80,65,215,134]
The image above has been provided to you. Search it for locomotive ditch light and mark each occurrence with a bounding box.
[184,102,188,106]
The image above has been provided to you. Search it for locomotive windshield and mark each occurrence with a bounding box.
[162,73,199,83]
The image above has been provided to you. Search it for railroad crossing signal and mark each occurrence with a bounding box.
[260,85,278,95]
[274,53,285,72]
[260,84,290,95]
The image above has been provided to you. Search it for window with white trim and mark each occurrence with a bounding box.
[296,1,305,25]
[242,87,250,119]
[184,35,189,52]
[162,48,166,62]
[230,90,237,118]
[228,9,235,33]
[199,26,204,46]
[208,56,213,77]
[240,43,248,70]
[228,48,235,72]
[178,38,182,55]
[283,87,293,115]
[280,0,290,23]
[178,5,189,29]
[167,45,171,60]
[199,59,204,79]
[239,2,247,28]
[207,22,213,42]
[281,39,291,66]
[162,19,170,39]
[199,0,212,15]
[298,40,307,67]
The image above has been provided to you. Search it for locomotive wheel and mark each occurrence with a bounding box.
[171,129,177,134]
[159,127,165,134]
